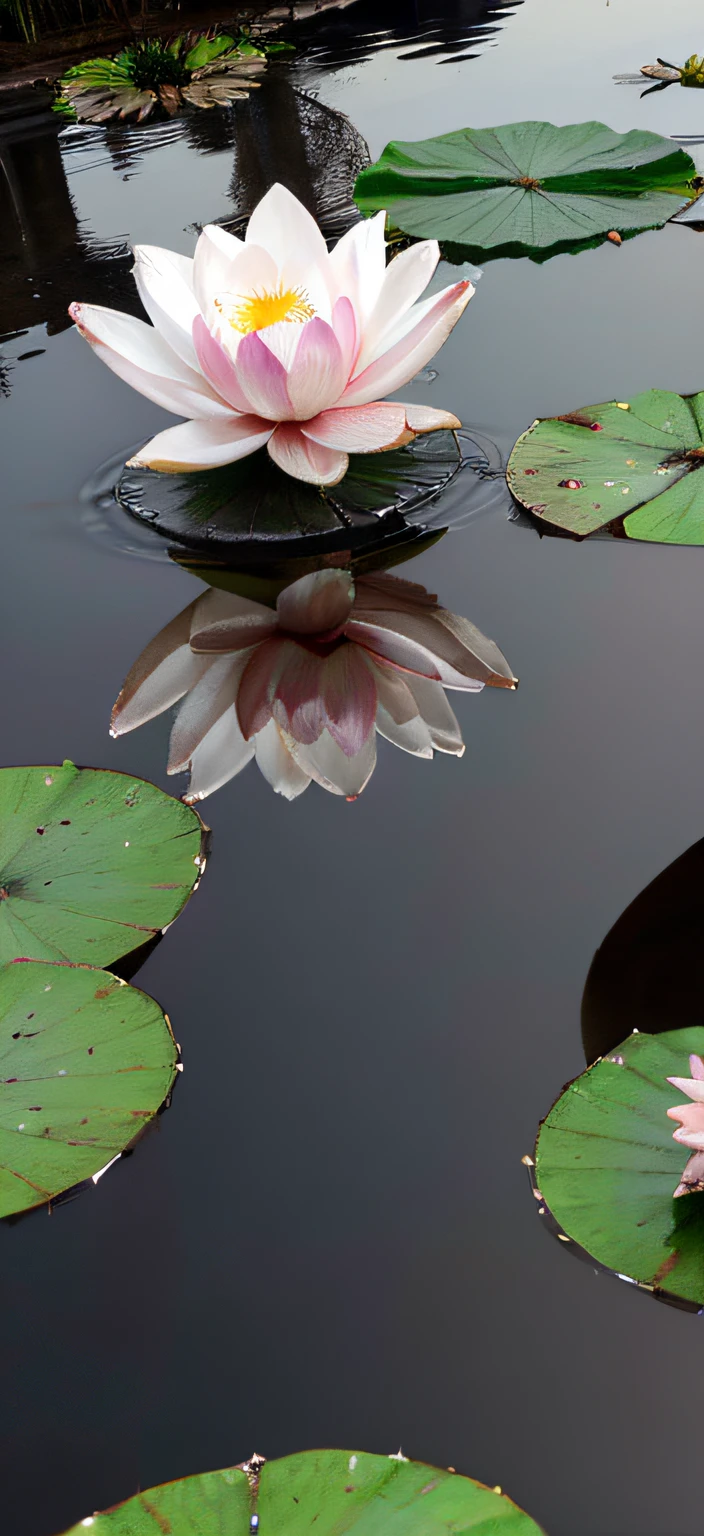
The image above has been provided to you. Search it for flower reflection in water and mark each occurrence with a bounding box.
[112,566,517,800]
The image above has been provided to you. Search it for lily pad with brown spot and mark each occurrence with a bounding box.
[507,388,704,542]
[0,763,205,967]
[58,1448,545,1534]
[0,959,178,1219]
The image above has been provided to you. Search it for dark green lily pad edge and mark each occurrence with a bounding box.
[59,1447,546,1534]
[0,958,180,1222]
[531,1027,704,1314]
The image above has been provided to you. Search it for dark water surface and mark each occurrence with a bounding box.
[2,1,704,1532]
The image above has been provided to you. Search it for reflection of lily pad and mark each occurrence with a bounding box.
[507,389,704,542]
[0,959,178,1219]
[535,1027,704,1308]
[0,764,205,967]
[115,433,461,553]
[60,1448,545,1533]
[354,122,696,262]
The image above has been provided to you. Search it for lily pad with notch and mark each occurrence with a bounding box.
[58,1447,545,1534]
[115,433,462,554]
[535,1027,704,1309]
[0,763,206,968]
[0,958,178,1219]
[507,388,704,542]
[354,121,696,263]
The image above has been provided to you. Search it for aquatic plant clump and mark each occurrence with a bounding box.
[53,29,291,124]
[69,183,472,486]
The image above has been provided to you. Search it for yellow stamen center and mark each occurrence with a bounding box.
[219,285,315,335]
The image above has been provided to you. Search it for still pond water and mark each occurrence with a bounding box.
[2,0,704,1532]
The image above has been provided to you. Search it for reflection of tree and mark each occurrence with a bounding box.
[221,76,370,240]
[290,0,523,69]
[0,118,136,338]
[581,836,704,1064]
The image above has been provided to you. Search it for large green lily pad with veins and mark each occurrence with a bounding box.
[0,764,205,967]
[59,1448,545,1534]
[354,121,696,261]
[507,389,704,541]
[536,1027,704,1306]
[0,958,178,1218]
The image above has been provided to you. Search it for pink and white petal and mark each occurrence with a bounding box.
[286,318,347,420]
[691,1055,704,1081]
[190,586,278,653]
[302,402,410,453]
[168,652,250,772]
[127,415,273,473]
[405,674,464,755]
[272,642,328,744]
[320,644,378,755]
[667,1077,704,1104]
[365,657,419,724]
[183,705,255,802]
[245,184,334,314]
[257,320,303,374]
[329,212,387,329]
[253,718,311,800]
[355,239,439,372]
[348,606,511,689]
[193,315,253,414]
[133,244,200,370]
[69,302,230,419]
[340,280,474,408]
[234,330,293,420]
[668,1102,704,1135]
[360,278,472,366]
[268,423,348,486]
[672,1126,704,1152]
[236,636,287,739]
[376,706,434,758]
[331,295,358,379]
[276,569,354,636]
[345,617,481,690]
[284,725,377,797]
[400,402,462,433]
[111,601,212,735]
[674,1150,704,1197]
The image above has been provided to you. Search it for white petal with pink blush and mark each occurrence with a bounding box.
[111,568,516,802]
[70,184,474,486]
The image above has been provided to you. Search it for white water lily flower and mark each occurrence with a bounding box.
[667,1053,704,1197]
[69,183,474,486]
[111,568,516,800]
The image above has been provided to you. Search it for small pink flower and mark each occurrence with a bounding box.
[667,1053,704,1197]
[69,184,473,486]
[111,567,516,800]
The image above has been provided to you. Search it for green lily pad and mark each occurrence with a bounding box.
[507,388,704,542]
[0,958,178,1219]
[0,763,206,968]
[58,1448,545,1534]
[115,433,461,553]
[354,121,696,262]
[535,1027,704,1308]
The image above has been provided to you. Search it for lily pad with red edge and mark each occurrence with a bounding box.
[506,388,704,542]
[0,763,206,968]
[0,959,178,1219]
[57,1447,546,1534]
[535,1027,704,1309]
